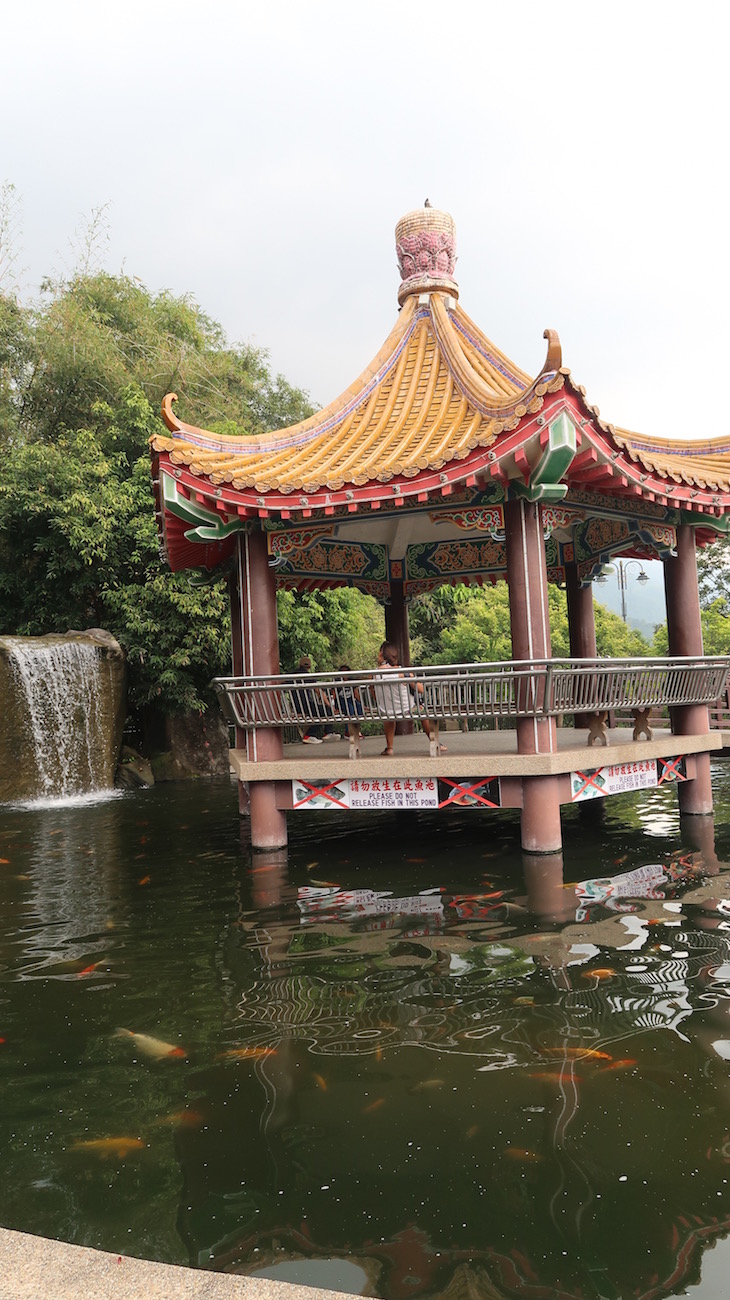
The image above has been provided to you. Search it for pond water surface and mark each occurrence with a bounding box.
[2,769,730,1299]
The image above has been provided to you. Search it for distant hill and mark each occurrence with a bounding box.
[592,559,666,638]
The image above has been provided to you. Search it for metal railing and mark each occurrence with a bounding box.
[213,657,730,733]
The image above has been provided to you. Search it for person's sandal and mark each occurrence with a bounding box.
[381,747,394,756]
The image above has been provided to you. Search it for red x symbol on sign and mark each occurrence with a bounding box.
[293,779,349,809]
[657,755,686,785]
[438,778,499,809]
[571,768,606,801]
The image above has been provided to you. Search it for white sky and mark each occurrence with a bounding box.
[3,1,728,441]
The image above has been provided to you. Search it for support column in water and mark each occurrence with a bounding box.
[230,530,287,850]
[663,525,713,817]
[505,498,562,854]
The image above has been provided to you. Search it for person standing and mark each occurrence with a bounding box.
[374,641,440,755]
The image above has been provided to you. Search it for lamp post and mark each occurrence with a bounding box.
[595,560,650,624]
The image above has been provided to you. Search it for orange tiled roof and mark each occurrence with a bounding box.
[610,425,730,492]
[150,294,564,495]
[150,205,730,502]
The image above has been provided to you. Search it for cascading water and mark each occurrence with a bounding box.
[0,633,126,804]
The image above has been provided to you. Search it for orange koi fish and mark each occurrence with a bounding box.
[538,1048,611,1062]
[504,1147,543,1162]
[581,968,616,981]
[600,1058,637,1072]
[363,1098,385,1114]
[69,1137,146,1158]
[138,876,151,886]
[113,1029,187,1061]
[0,858,10,865]
[216,1047,277,1061]
[313,1073,328,1091]
[149,1110,204,1129]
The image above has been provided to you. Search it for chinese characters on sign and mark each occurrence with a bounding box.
[292,776,438,810]
[570,757,686,803]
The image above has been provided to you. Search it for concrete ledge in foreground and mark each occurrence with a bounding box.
[0,1229,354,1300]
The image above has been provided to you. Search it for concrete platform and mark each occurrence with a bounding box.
[0,1228,352,1300]
[230,727,730,782]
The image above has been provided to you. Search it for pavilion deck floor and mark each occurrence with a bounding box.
[230,725,730,783]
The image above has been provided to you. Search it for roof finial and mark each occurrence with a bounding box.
[395,205,458,306]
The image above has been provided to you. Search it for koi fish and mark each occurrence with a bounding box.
[313,1073,328,1091]
[466,1125,479,1139]
[0,858,10,865]
[513,997,535,1006]
[600,1058,637,1072]
[76,962,105,978]
[409,1078,445,1093]
[216,1047,277,1061]
[149,1110,204,1129]
[363,1098,385,1114]
[138,876,151,886]
[581,968,616,981]
[406,858,427,864]
[305,862,320,871]
[69,1137,146,1158]
[538,1048,611,1062]
[504,1147,543,1162]
[113,1029,187,1060]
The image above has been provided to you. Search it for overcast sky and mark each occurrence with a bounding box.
[3,1,728,443]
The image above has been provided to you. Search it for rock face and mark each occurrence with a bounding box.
[152,709,231,781]
[0,631,126,803]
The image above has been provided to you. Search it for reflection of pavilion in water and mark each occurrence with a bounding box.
[173,826,730,1299]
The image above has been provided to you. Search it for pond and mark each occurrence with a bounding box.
[2,770,730,1298]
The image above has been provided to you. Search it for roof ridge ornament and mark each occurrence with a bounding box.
[396,205,459,306]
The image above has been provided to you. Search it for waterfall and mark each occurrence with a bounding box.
[1,635,124,803]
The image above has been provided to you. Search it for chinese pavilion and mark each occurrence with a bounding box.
[150,205,730,852]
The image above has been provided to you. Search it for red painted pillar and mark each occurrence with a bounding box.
[565,560,597,731]
[385,581,411,667]
[232,529,287,848]
[228,567,248,815]
[505,498,562,853]
[385,580,414,735]
[663,524,713,815]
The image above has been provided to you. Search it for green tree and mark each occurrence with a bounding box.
[276,588,383,672]
[697,535,730,613]
[0,253,317,720]
[410,581,650,665]
[652,599,730,656]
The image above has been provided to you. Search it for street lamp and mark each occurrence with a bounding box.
[595,560,650,624]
